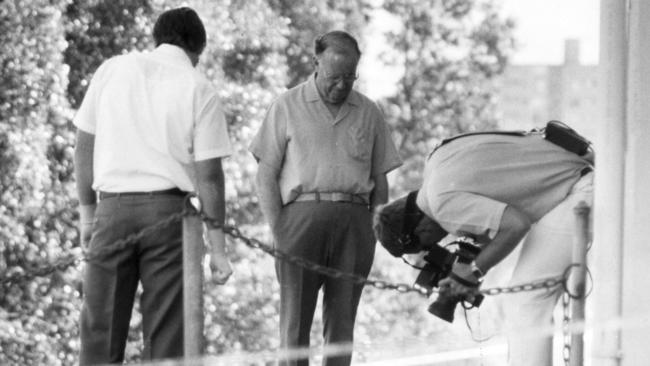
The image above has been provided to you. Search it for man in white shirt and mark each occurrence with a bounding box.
[73,7,232,364]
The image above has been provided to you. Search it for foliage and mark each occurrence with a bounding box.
[64,0,153,108]
[181,0,291,226]
[381,0,515,192]
[0,0,514,364]
[0,0,79,365]
[267,0,373,88]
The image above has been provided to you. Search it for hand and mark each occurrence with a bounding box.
[439,277,479,304]
[205,228,233,284]
[209,251,233,284]
[439,264,481,304]
[79,222,93,249]
[78,204,96,249]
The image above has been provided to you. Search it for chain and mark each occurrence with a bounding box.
[221,225,431,297]
[562,292,572,366]
[480,275,564,296]
[0,201,192,287]
[0,254,81,286]
[84,209,189,262]
[1,197,579,305]
[1,199,589,366]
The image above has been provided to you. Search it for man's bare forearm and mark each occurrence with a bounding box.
[192,158,226,226]
[255,163,283,230]
[474,205,531,273]
[370,173,389,210]
[74,129,96,205]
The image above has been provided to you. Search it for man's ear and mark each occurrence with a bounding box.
[415,216,448,249]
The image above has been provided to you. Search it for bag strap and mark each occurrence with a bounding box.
[428,130,531,159]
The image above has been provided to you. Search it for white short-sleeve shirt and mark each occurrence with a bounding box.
[73,44,232,192]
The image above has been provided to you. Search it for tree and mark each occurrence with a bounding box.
[1,1,517,364]
[64,0,153,108]
[381,0,515,191]
[268,0,373,88]
[0,1,78,365]
[172,0,290,355]
[184,0,290,226]
[0,1,155,364]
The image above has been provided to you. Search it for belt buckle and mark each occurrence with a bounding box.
[338,192,354,202]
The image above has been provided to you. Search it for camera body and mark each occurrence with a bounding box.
[414,237,484,322]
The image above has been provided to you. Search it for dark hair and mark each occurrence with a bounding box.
[373,194,447,257]
[314,30,361,58]
[153,7,206,54]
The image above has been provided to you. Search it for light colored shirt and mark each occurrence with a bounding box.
[417,133,591,228]
[249,76,402,205]
[73,44,232,192]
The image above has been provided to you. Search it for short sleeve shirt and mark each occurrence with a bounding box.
[249,76,402,205]
[416,133,592,238]
[73,44,232,192]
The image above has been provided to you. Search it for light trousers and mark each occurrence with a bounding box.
[504,173,593,366]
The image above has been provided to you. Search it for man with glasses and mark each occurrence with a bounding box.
[250,31,402,366]
[74,7,232,364]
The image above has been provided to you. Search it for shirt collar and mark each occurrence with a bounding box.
[304,73,360,106]
[151,44,193,67]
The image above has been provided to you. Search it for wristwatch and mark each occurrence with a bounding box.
[470,261,485,279]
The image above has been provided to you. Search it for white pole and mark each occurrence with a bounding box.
[183,215,205,357]
[620,0,650,364]
[591,0,626,365]
[570,202,590,366]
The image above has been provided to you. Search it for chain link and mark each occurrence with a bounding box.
[562,292,572,366]
[480,276,565,296]
[221,225,431,297]
[0,194,590,366]
[0,203,191,286]
[0,254,82,286]
[1,195,582,307]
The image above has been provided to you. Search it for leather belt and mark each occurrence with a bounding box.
[98,188,187,201]
[293,192,368,205]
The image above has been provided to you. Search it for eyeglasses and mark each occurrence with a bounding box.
[321,71,359,84]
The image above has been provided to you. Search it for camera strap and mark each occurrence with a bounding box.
[399,190,425,249]
[428,130,529,159]
[449,272,480,288]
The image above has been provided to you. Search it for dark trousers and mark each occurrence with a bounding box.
[274,201,376,366]
[79,194,184,365]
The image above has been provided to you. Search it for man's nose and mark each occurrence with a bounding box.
[334,79,348,89]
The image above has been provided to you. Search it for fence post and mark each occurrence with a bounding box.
[183,214,205,358]
[570,200,591,366]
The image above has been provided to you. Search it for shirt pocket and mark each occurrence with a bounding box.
[345,124,372,162]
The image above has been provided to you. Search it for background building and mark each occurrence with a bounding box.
[495,39,599,140]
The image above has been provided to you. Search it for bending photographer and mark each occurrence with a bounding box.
[373,125,593,366]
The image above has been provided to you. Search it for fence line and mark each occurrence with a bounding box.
[0,195,594,365]
[135,311,650,366]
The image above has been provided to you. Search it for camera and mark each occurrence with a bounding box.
[414,237,484,322]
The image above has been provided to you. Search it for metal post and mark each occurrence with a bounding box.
[570,201,591,366]
[621,1,650,365]
[592,0,627,364]
[183,215,205,357]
